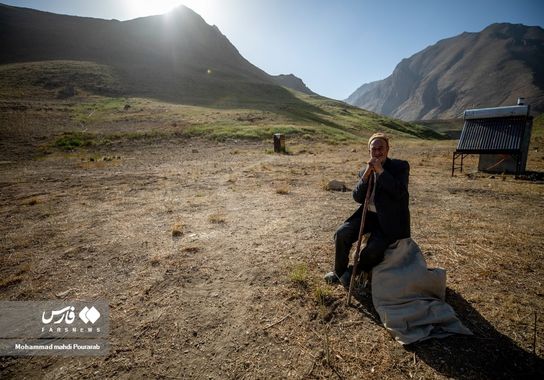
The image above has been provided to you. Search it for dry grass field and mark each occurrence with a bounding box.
[1,98,543,378]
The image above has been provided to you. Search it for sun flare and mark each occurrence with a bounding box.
[124,0,184,18]
[123,0,218,23]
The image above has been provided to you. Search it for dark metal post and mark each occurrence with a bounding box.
[452,152,456,177]
[273,133,285,153]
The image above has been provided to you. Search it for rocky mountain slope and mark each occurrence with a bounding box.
[0,3,315,104]
[346,23,544,120]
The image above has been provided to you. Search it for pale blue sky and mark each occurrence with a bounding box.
[2,0,543,100]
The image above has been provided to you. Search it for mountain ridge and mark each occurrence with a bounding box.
[346,23,544,120]
[0,3,315,103]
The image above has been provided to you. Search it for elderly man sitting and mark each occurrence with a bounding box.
[325,132,410,286]
[324,133,473,345]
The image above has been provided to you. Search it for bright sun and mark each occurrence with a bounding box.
[124,0,217,23]
[127,0,184,17]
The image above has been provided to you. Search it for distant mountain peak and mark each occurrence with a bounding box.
[0,3,318,101]
[346,22,544,120]
[163,4,203,19]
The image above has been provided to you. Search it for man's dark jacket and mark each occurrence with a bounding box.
[348,158,411,240]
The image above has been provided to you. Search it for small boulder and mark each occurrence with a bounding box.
[325,180,347,192]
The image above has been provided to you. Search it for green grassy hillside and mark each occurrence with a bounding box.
[415,119,464,139]
[0,61,444,147]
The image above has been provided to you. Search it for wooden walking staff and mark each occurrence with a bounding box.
[347,171,374,305]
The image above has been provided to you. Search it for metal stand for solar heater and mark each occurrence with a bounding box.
[452,152,469,176]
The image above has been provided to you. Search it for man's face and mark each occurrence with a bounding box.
[369,138,389,164]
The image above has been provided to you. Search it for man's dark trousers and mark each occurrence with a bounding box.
[334,211,394,276]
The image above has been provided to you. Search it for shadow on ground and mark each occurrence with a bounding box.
[351,288,382,326]
[351,286,543,378]
[515,171,544,183]
[404,288,544,379]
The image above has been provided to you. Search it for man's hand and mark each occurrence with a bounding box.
[367,157,384,175]
[362,165,374,181]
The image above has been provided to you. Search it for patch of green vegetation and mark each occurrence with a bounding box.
[111,131,167,140]
[313,284,333,304]
[54,132,97,150]
[71,97,128,124]
[289,263,309,287]
[53,130,170,150]
[179,123,361,143]
[181,124,299,141]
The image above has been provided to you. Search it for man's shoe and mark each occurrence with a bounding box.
[323,271,340,284]
[339,270,352,288]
